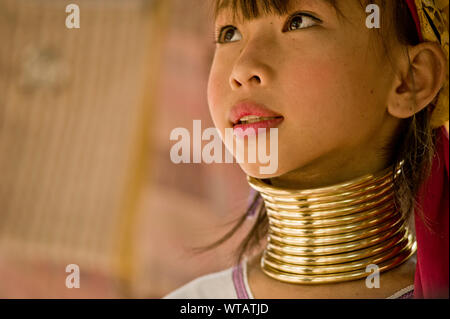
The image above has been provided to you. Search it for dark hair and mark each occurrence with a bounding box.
[200,0,439,264]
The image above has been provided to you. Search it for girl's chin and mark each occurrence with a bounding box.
[238,163,283,179]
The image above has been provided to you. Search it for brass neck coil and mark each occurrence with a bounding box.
[247,160,416,284]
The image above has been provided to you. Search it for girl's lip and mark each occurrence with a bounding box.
[229,101,283,125]
[233,117,284,138]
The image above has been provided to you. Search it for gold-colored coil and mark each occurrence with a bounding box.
[267,200,395,228]
[267,223,405,256]
[261,241,417,284]
[268,216,405,246]
[247,160,417,284]
[268,210,401,237]
[263,233,414,274]
[264,190,394,219]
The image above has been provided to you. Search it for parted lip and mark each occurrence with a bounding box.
[229,100,283,125]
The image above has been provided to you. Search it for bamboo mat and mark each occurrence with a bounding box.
[0,0,166,289]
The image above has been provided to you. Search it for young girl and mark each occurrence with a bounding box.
[164,0,448,299]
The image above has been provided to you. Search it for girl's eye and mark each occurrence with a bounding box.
[284,13,321,31]
[217,26,242,44]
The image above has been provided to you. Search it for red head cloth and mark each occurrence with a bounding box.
[404,0,449,299]
[405,0,424,41]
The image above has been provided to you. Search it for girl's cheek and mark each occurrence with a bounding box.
[284,61,342,103]
[207,73,227,126]
[207,69,221,106]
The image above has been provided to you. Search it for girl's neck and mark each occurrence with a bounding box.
[268,149,394,190]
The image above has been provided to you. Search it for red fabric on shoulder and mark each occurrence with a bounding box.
[414,126,449,298]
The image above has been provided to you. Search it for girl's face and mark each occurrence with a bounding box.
[207,0,402,188]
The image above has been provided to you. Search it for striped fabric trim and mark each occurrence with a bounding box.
[397,289,415,299]
[232,263,250,299]
[386,284,415,299]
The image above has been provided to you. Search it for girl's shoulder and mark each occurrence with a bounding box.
[163,260,252,299]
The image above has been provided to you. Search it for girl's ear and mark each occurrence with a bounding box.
[387,42,447,119]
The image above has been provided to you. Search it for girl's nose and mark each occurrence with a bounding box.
[229,43,273,90]
[230,73,262,89]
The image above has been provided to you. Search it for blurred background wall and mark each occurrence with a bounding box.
[0,0,252,298]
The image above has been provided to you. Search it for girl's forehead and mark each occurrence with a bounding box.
[214,0,338,21]
[214,0,381,21]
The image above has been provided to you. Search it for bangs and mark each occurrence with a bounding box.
[214,0,339,20]
[214,0,294,20]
